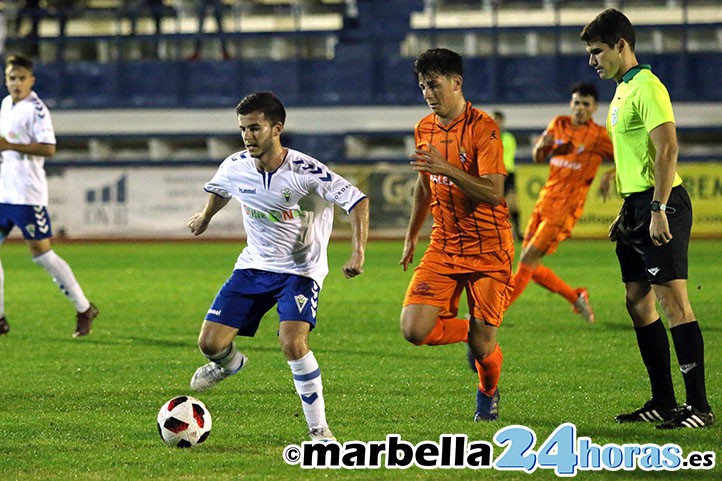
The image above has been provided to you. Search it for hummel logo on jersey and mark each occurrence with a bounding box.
[239,187,256,194]
[680,363,697,374]
[647,267,661,276]
[294,294,308,313]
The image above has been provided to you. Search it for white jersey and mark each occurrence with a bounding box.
[0,91,56,205]
[205,148,366,287]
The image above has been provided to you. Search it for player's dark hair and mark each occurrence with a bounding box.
[5,53,34,71]
[580,8,636,51]
[493,111,505,120]
[236,92,286,126]
[571,82,599,101]
[414,48,463,79]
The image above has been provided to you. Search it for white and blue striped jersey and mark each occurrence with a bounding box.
[0,91,56,205]
[204,148,366,287]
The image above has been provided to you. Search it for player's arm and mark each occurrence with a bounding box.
[343,197,369,279]
[410,143,504,206]
[0,138,56,157]
[532,133,555,163]
[649,121,679,246]
[599,168,616,202]
[188,193,231,236]
[400,173,431,272]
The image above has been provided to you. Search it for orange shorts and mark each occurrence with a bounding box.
[403,247,514,327]
[522,209,576,255]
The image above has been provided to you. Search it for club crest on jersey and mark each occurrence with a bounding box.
[611,107,619,126]
[577,144,585,154]
[294,294,308,313]
[282,188,292,203]
[459,147,468,164]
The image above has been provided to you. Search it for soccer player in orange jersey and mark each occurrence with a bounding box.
[399,48,514,421]
[508,82,613,322]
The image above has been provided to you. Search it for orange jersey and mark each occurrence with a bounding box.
[535,116,613,221]
[415,102,513,255]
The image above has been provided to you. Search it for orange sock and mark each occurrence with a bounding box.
[532,264,577,304]
[474,344,503,396]
[508,263,534,306]
[418,317,469,345]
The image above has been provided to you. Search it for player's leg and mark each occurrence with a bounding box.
[650,189,713,428]
[280,321,333,441]
[190,269,271,392]
[277,275,334,441]
[653,279,713,427]
[614,225,677,423]
[0,209,12,334]
[191,321,246,392]
[615,279,677,423]
[400,253,468,345]
[29,237,98,332]
[0,256,6,335]
[0,252,6,335]
[401,303,469,345]
[508,243,544,306]
[470,320,501,422]
[508,211,543,306]
[13,204,98,336]
[468,270,511,422]
[191,319,247,392]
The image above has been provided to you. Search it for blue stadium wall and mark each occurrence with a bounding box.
[33,51,722,109]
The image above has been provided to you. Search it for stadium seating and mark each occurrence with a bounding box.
[2,0,721,165]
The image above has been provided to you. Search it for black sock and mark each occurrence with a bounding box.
[671,321,710,412]
[634,319,676,409]
[510,211,521,238]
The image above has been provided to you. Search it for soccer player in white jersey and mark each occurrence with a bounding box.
[187,92,369,442]
[0,54,98,337]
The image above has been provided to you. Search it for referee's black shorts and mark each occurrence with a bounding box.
[503,172,517,195]
[615,185,692,284]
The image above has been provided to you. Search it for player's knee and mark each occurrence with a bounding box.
[279,336,308,360]
[400,319,428,345]
[403,330,427,345]
[197,335,224,358]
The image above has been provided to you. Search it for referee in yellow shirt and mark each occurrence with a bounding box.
[581,9,714,429]
[493,111,522,240]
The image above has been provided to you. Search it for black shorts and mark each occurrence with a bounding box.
[504,172,517,195]
[615,186,691,284]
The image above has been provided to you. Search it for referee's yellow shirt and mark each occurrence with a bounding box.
[607,64,683,197]
[501,131,517,174]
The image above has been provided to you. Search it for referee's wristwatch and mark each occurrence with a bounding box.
[651,200,674,213]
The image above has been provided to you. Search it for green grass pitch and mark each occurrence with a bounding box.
[0,239,719,481]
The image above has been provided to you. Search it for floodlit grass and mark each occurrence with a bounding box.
[0,239,719,480]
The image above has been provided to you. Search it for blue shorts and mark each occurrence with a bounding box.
[205,269,320,337]
[0,204,53,241]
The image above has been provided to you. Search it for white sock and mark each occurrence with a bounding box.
[32,250,90,313]
[207,342,245,373]
[288,350,327,430]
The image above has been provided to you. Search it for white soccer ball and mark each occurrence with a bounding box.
[157,396,212,448]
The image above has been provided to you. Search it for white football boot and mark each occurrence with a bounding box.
[308,426,336,442]
[190,355,247,392]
